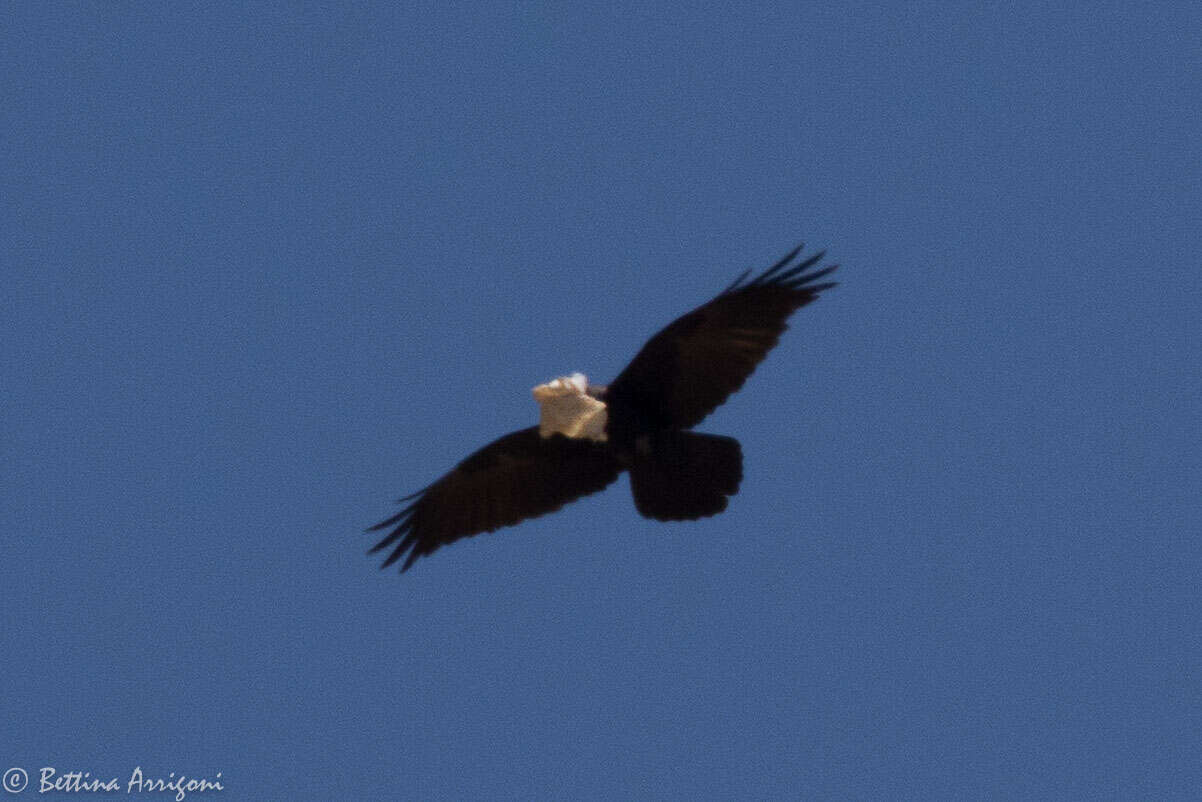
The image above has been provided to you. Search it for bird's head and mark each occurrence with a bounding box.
[531,373,607,441]
[531,372,589,402]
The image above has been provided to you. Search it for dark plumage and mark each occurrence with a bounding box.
[368,243,838,572]
[369,427,620,571]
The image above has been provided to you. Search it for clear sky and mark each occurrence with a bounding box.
[4,3,1200,799]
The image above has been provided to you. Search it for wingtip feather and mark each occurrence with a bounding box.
[783,263,839,290]
[753,242,806,285]
[736,243,838,292]
[721,267,753,294]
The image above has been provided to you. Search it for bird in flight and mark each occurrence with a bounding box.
[368,243,838,572]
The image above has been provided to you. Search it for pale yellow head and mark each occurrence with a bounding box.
[531,373,608,442]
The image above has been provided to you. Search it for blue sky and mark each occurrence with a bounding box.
[3,3,1200,799]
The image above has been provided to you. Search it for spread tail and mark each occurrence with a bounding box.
[629,432,743,521]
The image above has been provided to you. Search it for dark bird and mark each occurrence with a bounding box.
[368,243,838,571]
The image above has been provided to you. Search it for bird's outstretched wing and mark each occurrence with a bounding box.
[368,427,620,572]
[606,244,837,430]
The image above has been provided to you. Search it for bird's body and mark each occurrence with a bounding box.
[368,243,837,572]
